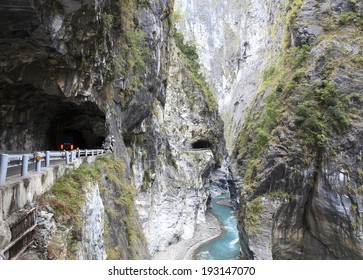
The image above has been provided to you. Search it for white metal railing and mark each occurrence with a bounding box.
[0,149,105,185]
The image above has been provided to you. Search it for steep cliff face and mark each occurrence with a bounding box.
[0,0,175,156]
[175,0,363,259]
[0,0,228,259]
[174,0,286,152]
[21,156,149,260]
[233,0,363,259]
[2,0,360,261]
[132,40,226,254]
[0,0,173,259]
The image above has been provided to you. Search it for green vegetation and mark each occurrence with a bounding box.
[40,163,102,232]
[111,29,150,89]
[174,31,199,62]
[97,156,145,259]
[141,169,153,192]
[244,197,264,234]
[173,30,218,111]
[339,12,363,26]
[243,191,294,234]
[40,156,146,260]
[107,0,152,90]
[295,82,349,147]
[235,1,308,163]
[122,132,145,146]
[171,7,182,26]
[102,13,114,31]
[318,0,363,31]
[234,0,359,196]
[238,90,282,161]
[267,191,295,202]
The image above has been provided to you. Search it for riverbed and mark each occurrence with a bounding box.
[194,193,240,260]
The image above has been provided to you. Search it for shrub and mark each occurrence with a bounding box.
[339,12,363,26]
[295,82,349,148]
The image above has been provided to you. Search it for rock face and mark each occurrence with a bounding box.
[174,0,286,152]
[0,0,109,151]
[2,0,360,261]
[175,0,363,259]
[0,0,228,259]
[0,0,174,155]
[81,182,105,260]
[231,0,363,259]
[0,0,172,259]
[37,183,106,260]
[133,41,227,254]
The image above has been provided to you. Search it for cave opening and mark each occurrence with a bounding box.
[191,139,212,150]
[49,101,106,150]
[0,84,106,151]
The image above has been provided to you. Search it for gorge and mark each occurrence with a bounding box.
[0,0,362,260]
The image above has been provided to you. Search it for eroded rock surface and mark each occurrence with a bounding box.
[232,0,363,259]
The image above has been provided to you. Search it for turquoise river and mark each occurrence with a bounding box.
[195,193,241,260]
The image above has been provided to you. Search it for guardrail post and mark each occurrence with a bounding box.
[35,154,41,172]
[65,151,70,164]
[45,151,50,167]
[21,155,29,177]
[0,154,9,185]
[85,150,88,157]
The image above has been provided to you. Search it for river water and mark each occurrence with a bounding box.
[195,193,240,260]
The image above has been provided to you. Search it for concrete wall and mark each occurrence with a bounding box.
[0,156,98,250]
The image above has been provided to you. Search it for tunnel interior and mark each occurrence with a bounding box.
[191,139,212,150]
[0,84,106,151]
[49,102,106,150]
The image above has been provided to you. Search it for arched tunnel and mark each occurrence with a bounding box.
[191,139,213,150]
[0,84,106,152]
[49,102,106,150]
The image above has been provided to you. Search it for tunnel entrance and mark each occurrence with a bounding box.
[191,139,212,150]
[49,101,106,150]
[0,83,106,151]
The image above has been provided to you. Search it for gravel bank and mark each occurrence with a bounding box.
[153,212,221,260]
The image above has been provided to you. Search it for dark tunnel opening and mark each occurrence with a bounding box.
[49,102,107,150]
[0,84,106,151]
[191,139,212,150]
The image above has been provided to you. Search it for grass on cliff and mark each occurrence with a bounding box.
[243,191,294,234]
[173,30,218,111]
[233,0,360,201]
[235,0,355,166]
[106,0,152,91]
[40,155,145,259]
[39,163,102,232]
[96,156,146,260]
[244,197,264,234]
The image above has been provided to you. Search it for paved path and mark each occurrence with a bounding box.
[6,159,65,178]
